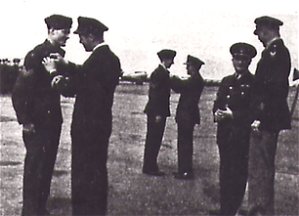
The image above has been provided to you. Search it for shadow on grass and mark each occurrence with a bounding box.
[197,166,220,204]
[0,116,16,122]
[53,170,70,177]
[0,161,22,166]
[1,140,19,146]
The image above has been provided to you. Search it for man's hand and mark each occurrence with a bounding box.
[221,107,233,118]
[23,123,36,134]
[214,107,233,122]
[251,120,261,133]
[155,115,162,123]
[43,53,68,75]
[49,53,68,65]
[43,57,57,74]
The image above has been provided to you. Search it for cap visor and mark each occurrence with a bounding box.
[234,54,250,59]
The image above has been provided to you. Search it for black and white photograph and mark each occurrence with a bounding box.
[0,0,298,215]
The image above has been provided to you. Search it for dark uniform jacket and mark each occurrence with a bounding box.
[251,39,291,131]
[144,65,171,117]
[12,40,66,127]
[213,72,255,143]
[171,74,204,124]
[64,44,121,135]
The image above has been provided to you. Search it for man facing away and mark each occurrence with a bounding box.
[12,14,72,216]
[171,55,205,180]
[248,16,292,215]
[143,49,176,176]
[212,42,257,216]
[43,16,122,215]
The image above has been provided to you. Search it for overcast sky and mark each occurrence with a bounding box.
[1,0,298,79]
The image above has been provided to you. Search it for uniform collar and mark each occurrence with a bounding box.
[44,39,66,57]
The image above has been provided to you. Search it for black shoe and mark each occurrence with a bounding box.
[143,170,165,176]
[173,172,194,180]
[237,208,248,216]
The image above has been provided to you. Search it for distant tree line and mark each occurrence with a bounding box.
[0,57,222,95]
[0,58,22,94]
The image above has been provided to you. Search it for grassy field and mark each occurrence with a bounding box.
[0,83,298,216]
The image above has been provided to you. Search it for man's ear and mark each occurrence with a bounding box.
[48,28,56,35]
[88,34,97,42]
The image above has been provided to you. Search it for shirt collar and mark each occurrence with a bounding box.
[93,42,107,51]
[159,63,167,70]
[266,37,280,48]
[234,73,242,80]
[234,71,249,80]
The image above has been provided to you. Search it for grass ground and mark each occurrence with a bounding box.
[0,83,298,216]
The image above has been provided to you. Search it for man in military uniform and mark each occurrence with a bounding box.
[143,49,176,176]
[12,14,72,215]
[248,16,291,215]
[171,55,205,180]
[212,43,257,215]
[43,16,122,215]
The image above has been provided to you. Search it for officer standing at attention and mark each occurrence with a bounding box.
[12,14,72,215]
[212,43,257,215]
[248,16,291,216]
[43,16,122,216]
[143,49,176,176]
[171,55,205,180]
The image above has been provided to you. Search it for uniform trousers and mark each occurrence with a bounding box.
[71,121,111,216]
[217,128,250,216]
[143,114,166,172]
[22,123,61,216]
[177,119,195,173]
[248,130,279,215]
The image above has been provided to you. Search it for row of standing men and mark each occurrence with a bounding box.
[142,15,291,216]
[11,14,292,216]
